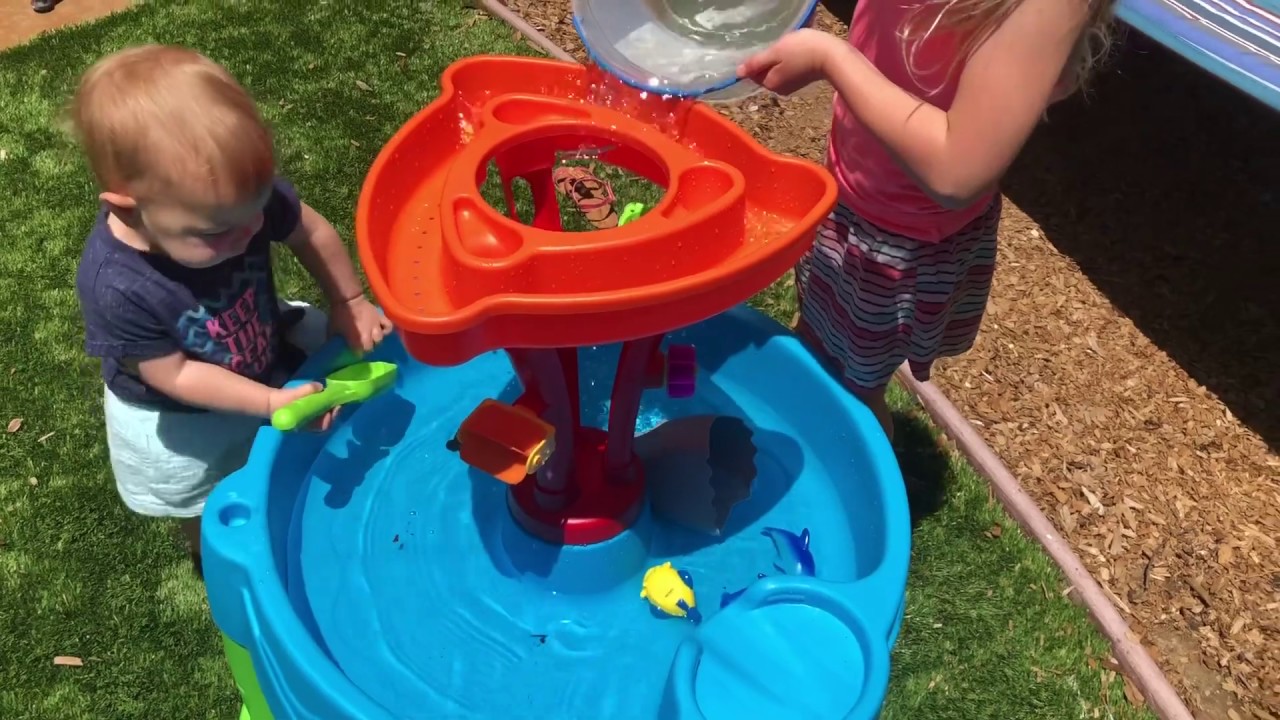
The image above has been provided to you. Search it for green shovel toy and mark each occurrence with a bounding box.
[618,202,646,227]
[271,360,399,432]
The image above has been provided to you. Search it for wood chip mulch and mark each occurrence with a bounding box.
[489,4,1279,717]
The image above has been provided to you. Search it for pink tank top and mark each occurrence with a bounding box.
[827,2,996,243]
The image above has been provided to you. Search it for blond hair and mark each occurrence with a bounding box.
[901,0,1117,96]
[71,45,275,204]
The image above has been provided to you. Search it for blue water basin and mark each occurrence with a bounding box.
[203,305,910,719]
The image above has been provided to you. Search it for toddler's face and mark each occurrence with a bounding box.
[139,188,270,269]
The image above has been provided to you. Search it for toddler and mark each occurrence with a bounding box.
[72,45,393,571]
[740,0,1115,439]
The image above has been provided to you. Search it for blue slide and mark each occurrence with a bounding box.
[1117,0,1280,110]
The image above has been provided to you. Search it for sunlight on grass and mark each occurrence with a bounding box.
[0,1,1151,719]
[29,685,95,719]
[0,546,33,593]
[156,563,213,623]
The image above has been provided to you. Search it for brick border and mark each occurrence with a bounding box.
[897,370,1192,720]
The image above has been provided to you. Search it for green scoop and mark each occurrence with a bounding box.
[270,361,398,432]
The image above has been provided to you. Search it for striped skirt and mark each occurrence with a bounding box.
[794,199,1000,390]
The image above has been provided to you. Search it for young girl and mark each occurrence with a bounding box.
[739,0,1115,439]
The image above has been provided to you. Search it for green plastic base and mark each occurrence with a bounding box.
[222,634,273,720]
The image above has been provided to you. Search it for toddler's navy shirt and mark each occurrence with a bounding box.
[76,177,305,411]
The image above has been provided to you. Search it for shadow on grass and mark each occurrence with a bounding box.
[891,407,950,527]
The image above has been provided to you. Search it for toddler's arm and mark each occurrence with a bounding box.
[282,202,392,352]
[282,203,366,306]
[133,352,316,418]
[820,0,1093,207]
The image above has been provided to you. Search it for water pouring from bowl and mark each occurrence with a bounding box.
[572,0,819,99]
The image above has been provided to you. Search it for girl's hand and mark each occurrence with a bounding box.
[737,29,850,96]
[329,295,394,354]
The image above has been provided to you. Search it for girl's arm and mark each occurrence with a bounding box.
[821,0,1093,207]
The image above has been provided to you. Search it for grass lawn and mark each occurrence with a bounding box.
[0,2,1151,719]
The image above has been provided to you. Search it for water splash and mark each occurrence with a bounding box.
[458,113,475,144]
[456,89,499,145]
[744,209,790,243]
[581,64,695,141]
[554,143,618,164]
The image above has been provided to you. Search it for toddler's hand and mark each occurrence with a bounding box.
[268,382,339,432]
[330,295,394,354]
[738,29,848,96]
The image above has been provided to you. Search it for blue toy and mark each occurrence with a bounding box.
[202,307,910,720]
[761,527,816,577]
[641,562,702,624]
[720,529,815,609]
[720,573,768,609]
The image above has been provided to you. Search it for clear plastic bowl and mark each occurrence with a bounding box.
[700,78,765,103]
[572,0,819,98]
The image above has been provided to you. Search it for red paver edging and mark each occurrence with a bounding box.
[898,370,1194,720]
[476,2,1193,717]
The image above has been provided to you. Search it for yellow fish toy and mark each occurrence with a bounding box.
[640,562,702,624]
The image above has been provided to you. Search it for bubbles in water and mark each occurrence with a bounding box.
[596,398,669,434]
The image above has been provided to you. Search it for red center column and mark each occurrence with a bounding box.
[505,340,652,546]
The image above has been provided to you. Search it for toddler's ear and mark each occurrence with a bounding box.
[99,190,139,217]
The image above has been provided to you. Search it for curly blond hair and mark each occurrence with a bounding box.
[900,0,1118,96]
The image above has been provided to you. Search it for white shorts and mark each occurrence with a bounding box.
[104,301,329,518]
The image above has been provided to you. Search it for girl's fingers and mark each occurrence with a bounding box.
[283,381,323,403]
[312,407,340,433]
[765,68,789,93]
[737,51,771,78]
